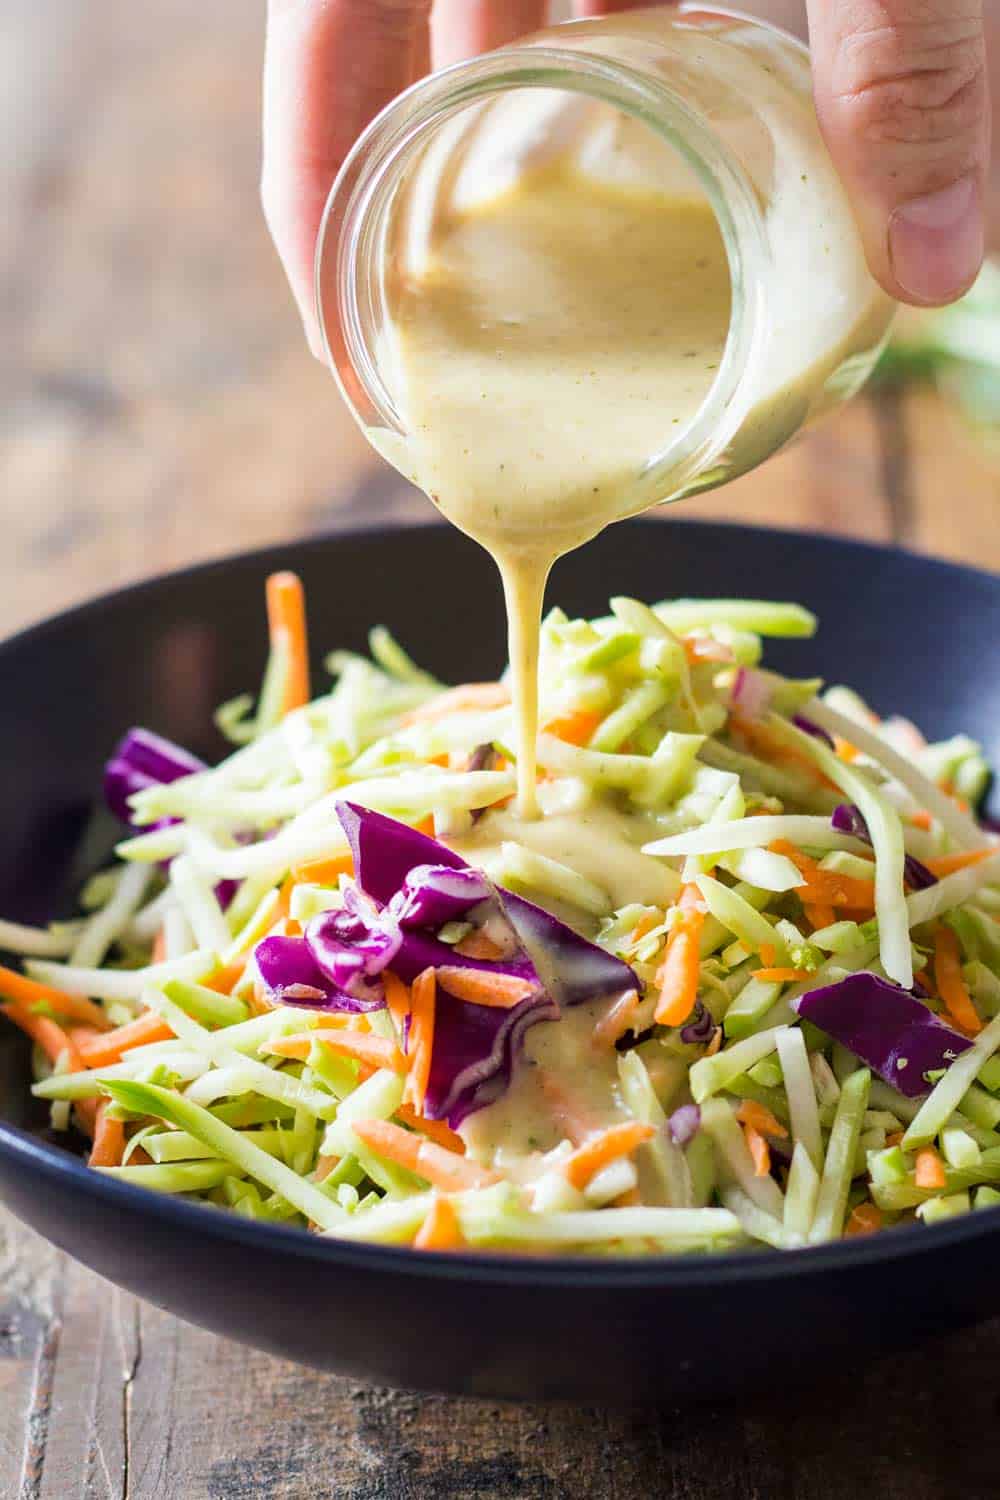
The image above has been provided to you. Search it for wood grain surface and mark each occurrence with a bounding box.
[3,3,1000,1497]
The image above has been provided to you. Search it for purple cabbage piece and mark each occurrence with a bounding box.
[254,934,386,1012]
[338,801,636,1011]
[679,1001,715,1046]
[306,904,401,1006]
[668,1103,701,1147]
[104,727,205,825]
[793,712,835,749]
[831,803,937,891]
[334,801,637,1124]
[794,971,972,1098]
[425,988,559,1127]
[392,864,491,931]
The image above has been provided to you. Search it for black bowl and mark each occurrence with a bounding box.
[2,518,999,1404]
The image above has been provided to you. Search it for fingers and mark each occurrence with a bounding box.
[431,1,547,69]
[805,0,990,305]
[262,0,432,352]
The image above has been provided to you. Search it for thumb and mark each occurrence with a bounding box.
[806,0,990,305]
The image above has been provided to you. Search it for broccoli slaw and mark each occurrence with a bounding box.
[3,571,1000,1254]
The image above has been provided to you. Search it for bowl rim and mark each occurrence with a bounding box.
[2,515,998,1286]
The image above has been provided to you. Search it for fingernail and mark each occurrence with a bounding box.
[889,175,983,304]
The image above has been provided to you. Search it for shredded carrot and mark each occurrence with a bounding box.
[833,735,859,762]
[76,1011,174,1068]
[592,988,640,1049]
[351,1118,499,1191]
[403,968,436,1112]
[751,967,813,983]
[543,708,603,746]
[314,1154,340,1183]
[743,1122,772,1178]
[266,1030,407,1073]
[88,1101,125,1168]
[452,929,504,961]
[291,850,354,886]
[933,924,983,1035]
[402,682,510,725]
[396,1103,466,1155]
[0,965,111,1032]
[803,903,836,931]
[266,570,310,716]
[204,958,248,997]
[565,1121,655,1190]
[925,848,994,879]
[683,634,733,664]
[758,942,777,968]
[151,929,167,964]
[914,1147,947,1190]
[1,1001,81,1067]
[434,967,535,1009]
[909,810,933,832]
[414,1194,465,1251]
[735,1099,788,1139]
[730,712,836,787]
[612,1186,643,1207]
[845,1202,883,1237]
[705,1027,723,1056]
[383,971,412,1039]
[413,816,436,838]
[885,1130,905,1148]
[654,884,705,1026]
[770,840,875,911]
[628,912,660,946]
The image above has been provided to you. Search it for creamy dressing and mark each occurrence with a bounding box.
[392,165,731,818]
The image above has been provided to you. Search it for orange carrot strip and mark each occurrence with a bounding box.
[654,885,705,1027]
[402,682,510,725]
[612,1186,643,1207]
[351,1118,499,1191]
[1,1002,80,1066]
[933,924,983,1036]
[434,967,535,1009]
[914,1147,947,1190]
[266,570,310,716]
[266,1030,407,1073]
[804,903,836,931]
[925,848,994,879]
[0,964,112,1032]
[683,634,733,664]
[770,840,876,910]
[543,708,603,746]
[909,810,933,832]
[758,942,777,969]
[885,1130,905,1148]
[74,1100,99,1138]
[403,969,436,1111]
[291,851,354,886]
[743,1122,771,1178]
[629,912,659,945]
[314,1154,340,1183]
[705,1027,723,1057]
[76,1011,174,1068]
[565,1121,654,1190]
[397,1103,466,1155]
[845,1202,883,1236]
[750,967,813,983]
[592,989,640,1049]
[453,930,504,961]
[383,971,412,1039]
[730,712,836,787]
[834,736,859,763]
[151,929,167,964]
[88,1100,125,1168]
[735,1099,788,1139]
[205,958,248,997]
[414,1194,465,1251]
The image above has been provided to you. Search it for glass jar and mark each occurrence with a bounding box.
[315,4,895,515]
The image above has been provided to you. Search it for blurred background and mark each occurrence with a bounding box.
[2,0,999,643]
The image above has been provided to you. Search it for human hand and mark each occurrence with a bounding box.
[262,0,993,354]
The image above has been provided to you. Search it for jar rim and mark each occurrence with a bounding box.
[315,36,771,504]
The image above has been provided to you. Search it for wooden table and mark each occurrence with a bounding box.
[3,2,1000,1496]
